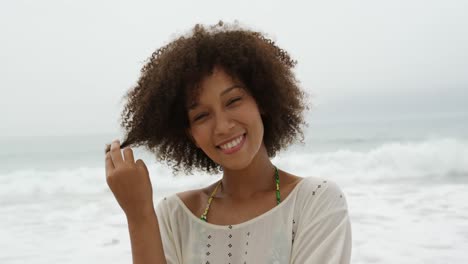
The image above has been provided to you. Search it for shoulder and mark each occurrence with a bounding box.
[173,183,218,217]
[299,176,345,196]
[295,176,349,216]
[290,177,352,263]
[175,189,203,214]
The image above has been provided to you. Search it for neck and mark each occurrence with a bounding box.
[219,144,276,200]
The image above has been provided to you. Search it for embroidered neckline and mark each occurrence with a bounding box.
[174,177,307,229]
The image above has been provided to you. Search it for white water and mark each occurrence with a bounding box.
[1,117,468,263]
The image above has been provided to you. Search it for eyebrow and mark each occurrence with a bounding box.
[188,85,243,110]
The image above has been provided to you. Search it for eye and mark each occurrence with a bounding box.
[227,97,242,106]
[193,113,208,122]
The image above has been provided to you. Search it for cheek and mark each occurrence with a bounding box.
[256,117,265,137]
[251,112,265,139]
[190,126,210,145]
[247,106,263,126]
[190,128,202,141]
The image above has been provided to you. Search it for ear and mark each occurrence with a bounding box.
[185,129,199,148]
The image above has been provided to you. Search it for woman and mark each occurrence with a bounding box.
[105,21,352,264]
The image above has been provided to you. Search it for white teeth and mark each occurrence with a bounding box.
[219,135,243,150]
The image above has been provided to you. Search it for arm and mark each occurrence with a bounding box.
[104,140,168,264]
[290,180,352,263]
[127,211,167,264]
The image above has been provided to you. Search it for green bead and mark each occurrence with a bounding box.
[200,165,282,222]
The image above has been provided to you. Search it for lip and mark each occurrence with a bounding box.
[217,133,246,154]
[216,133,246,147]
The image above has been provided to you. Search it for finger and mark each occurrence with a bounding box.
[110,140,124,166]
[135,159,149,177]
[123,148,135,164]
[104,143,111,154]
[105,151,115,175]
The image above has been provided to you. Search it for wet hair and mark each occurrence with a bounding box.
[105,21,308,174]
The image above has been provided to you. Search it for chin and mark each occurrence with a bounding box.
[218,157,255,171]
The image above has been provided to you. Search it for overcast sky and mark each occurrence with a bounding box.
[1,0,467,137]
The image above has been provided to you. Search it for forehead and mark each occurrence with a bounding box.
[185,67,244,106]
[187,85,244,110]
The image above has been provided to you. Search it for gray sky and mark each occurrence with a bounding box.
[1,0,467,137]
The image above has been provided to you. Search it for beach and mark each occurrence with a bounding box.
[1,114,467,263]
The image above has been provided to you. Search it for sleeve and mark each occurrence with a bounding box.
[155,198,181,264]
[290,180,352,264]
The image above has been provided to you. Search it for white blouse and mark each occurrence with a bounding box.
[155,176,352,264]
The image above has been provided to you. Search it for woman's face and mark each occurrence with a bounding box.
[187,67,265,170]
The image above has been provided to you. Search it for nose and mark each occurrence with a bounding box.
[214,111,235,135]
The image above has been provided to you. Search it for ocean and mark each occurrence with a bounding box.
[1,113,467,263]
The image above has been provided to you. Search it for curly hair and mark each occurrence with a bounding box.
[106,21,308,174]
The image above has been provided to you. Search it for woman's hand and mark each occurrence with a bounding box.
[105,140,155,222]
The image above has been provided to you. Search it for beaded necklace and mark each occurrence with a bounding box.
[200,166,281,222]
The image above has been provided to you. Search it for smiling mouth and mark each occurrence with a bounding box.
[216,133,246,153]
